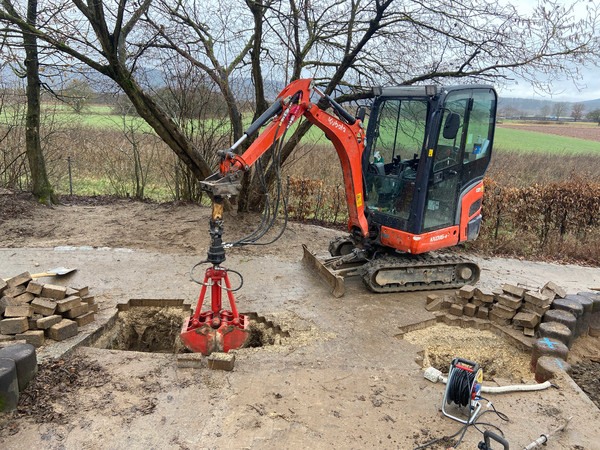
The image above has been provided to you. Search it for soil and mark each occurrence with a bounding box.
[403,324,533,382]
[498,122,600,141]
[1,191,599,449]
[570,361,600,409]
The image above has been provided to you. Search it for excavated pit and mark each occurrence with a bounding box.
[89,300,289,353]
[401,322,534,382]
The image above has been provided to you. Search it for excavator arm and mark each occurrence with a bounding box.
[201,78,369,237]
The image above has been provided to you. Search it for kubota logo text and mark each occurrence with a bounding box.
[328,116,347,133]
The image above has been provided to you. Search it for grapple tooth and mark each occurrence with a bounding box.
[181,316,249,355]
[302,244,345,298]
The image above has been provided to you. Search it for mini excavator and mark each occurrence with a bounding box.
[181,78,497,354]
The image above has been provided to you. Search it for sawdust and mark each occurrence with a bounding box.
[403,324,533,382]
[92,307,188,353]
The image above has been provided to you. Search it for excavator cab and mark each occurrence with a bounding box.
[362,85,497,254]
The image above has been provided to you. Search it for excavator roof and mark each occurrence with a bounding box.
[375,84,494,99]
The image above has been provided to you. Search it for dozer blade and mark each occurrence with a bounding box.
[302,244,345,298]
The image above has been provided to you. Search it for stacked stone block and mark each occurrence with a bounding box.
[0,272,97,346]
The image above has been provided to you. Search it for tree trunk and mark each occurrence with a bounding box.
[23,0,56,204]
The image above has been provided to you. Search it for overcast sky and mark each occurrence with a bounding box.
[495,0,599,102]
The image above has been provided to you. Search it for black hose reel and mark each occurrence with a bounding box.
[442,358,484,424]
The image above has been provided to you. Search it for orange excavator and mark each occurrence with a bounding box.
[181,78,497,354]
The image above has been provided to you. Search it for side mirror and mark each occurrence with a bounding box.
[443,112,461,140]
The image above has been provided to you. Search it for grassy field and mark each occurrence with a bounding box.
[494,127,600,154]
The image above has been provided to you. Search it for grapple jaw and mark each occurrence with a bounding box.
[181,314,249,355]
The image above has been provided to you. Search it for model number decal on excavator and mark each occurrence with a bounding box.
[328,116,347,133]
[356,193,363,207]
[430,234,448,242]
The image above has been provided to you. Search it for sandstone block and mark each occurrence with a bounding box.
[426,294,440,306]
[523,328,535,337]
[543,281,567,299]
[73,286,89,297]
[74,312,95,327]
[0,279,6,295]
[522,303,551,316]
[502,284,525,299]
[31,298,57,316]
[41,284,67,300]
[0,318,29,335]
[497,294,522,310]
[4,306,33,318]
[492,304,517,319]
[64,303,89,319]
[489,311,511,326]
[474,288,494,303]
[36,315,62,330]
[207,352,235,371]
[25,281,44,296]
[55,296,81,313]
[459,285,476,300]
[15,330,44,348]
[449,304,464,316]
[477,306,489,320]
[12,292,35,304]
[47,319,77,341]
[524,291,552,307]
[5,272,32,288]
[3,285,26,298]
[463,303,478,317]
[512,311,541,328]
[425,298,443,312]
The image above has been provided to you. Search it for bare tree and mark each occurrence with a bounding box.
[1,0,56,203]
[552,102,568,120]
[571,103,585,121]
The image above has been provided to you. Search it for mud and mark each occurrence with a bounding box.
[570,360,600,409]
[403,324,533,382]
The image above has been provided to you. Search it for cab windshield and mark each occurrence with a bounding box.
[364,99,428,221]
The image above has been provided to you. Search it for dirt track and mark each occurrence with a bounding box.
[1,193,599,449]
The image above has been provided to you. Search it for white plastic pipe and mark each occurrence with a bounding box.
[424,366,552,393]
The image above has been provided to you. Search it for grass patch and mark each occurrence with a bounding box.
[494,127,600,154]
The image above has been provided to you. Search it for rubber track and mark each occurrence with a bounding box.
[361,253,480,293]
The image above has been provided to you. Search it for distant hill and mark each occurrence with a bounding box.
[581,98,600,111]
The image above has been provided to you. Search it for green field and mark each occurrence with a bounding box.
[493,127,600,154]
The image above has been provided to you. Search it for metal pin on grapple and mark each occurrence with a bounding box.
[180,196,249,355]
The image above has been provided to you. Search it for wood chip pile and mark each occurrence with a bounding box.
[0,271,97,347]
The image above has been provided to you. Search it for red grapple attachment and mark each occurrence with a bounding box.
[181,266,249,355]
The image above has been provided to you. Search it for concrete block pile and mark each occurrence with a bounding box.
[0,272,98,347]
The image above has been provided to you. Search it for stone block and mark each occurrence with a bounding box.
[31,297,57,316]
[5,272,32,288]
[535,356,570,383]
[0,318,29,335]
[3,285,26,298]
[177,353,204,369]
[4,305,34,318]
[207,352,235,371]
[0,335,14,342]
[539,321,573,348]
[458,285,476,299]
[474,288,494,303]
[524,291,552,308]
[47,319,78,341]
[0,343,37,390]
[65,287,79,297]
[28,314,42,330]
[81,295,95,305]
[512,311,540,328]
[522,303,551,316]
[36,315,62,330]
[523,328,535,337]
[0,296,20,315]
[497,294,522,310]
[89,304,99,313]
[55,296,81,313]
[489,311,511,326]
[531,338,569,369]
[449,304,464,316]
[41,284,67,300]
[502,283,525,299]
[426,294,440,305]
[74,312,95,327]
[73,286,89,297]
[15,330,44,348]
[463,303,478,317]
[64,303,89,319]
[25,280,44,296]
[477,306,489,320]
[492,304,517,319]
[12,292,35,304]
[453,294,469,306]
[0,279,6,295]
[540,288,557,301]
[0,358,18,412]
[543,281,567,299]
[425,298,443,312]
